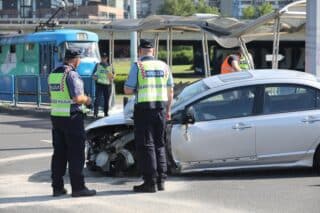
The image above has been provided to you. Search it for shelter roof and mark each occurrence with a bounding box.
[103,0,306,48]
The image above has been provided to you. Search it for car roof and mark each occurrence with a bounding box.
[203,69,318,88]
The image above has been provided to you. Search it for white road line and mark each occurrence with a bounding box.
[41,139,52,144]
[0,152,52,164]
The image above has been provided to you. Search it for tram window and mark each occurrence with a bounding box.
[26,43,34,51]
[0,46,2,54]
[10,45,16,53]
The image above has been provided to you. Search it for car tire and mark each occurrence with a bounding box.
[313,146,320,174]
[86,160,99,171]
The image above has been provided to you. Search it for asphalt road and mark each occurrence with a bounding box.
[1,107,320,213]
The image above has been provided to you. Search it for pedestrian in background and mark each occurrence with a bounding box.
[48,49,96,197]
[124,39,174,193]
[93,52,114,118]
[220,47,254,74]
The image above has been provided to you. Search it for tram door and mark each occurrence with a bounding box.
[39,42,55,76]
[39,42,55,103]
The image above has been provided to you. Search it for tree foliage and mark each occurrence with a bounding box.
[196,0,220,15]
[258,2,274,16]
[158,0,219,16]
[242,2,274,19]
[242,5,256,19]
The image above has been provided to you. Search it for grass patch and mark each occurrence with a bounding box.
[112,59,201,88]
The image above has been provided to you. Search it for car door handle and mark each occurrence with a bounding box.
[302,116,320,123]
[232,122,252,130]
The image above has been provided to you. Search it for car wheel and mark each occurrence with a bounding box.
[313,146,320,174]
[86,160,99,171]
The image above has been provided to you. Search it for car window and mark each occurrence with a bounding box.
[263,85,317,114]
[173,80,209,107]
[190,87,256,122]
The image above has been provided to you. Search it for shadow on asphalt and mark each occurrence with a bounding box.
[29,167,319,185]
[171,168,319,181]
[0,190,135,205]
[0,118,51,130]
[308,184,320,187]
[28,168,139,184]
[0,194,69,204]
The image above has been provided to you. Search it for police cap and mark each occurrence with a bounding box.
[65,49,81,59]
[139,39,154,49]
[101,52,108,58]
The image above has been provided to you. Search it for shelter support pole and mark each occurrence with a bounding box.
[167,27,173,69]
[138,31,141,50]
[239,37,254,70]
[108,32,116,108]
[154,33,160,59]
[272,16,281,69]
[306,0,320,75]
[109,32,114,69]
[202,31,211,77]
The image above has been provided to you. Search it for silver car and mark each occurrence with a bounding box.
[85,69,320,175]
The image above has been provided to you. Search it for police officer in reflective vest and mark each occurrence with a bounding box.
[48,49,96,197]
[220,48,253,74]
[93,52,114,117]
[124,39,174,193]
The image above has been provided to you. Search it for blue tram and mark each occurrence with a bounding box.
[0,29,100,103]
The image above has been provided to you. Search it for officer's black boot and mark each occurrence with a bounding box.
[133,182,156,193]
[53,188,67,197]
[157,182,165,191]
[71,187,96,197]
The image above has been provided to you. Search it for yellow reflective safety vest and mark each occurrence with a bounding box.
[239,56,250,70]
[48,70,86,117]
[136,60,169,103]
[96,63,110,85]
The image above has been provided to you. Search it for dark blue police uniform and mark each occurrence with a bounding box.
[50,49,96,197]
[125,39,174,192]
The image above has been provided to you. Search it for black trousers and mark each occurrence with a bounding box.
[50,113,86,191]
[134,107,167,184]
[94,83,111,116]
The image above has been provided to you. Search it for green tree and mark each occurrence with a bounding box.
[196,0,220,15]
[158,0,196,16]
[158,0,219,16]
[242,5,256,19]
[258,2,274,16]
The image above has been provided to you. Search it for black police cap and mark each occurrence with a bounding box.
[101,52,108,58]
[65,49,81,59]
[139,39,154,49]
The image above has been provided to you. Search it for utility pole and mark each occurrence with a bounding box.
[306,0,320,75]
[130,0,137,65]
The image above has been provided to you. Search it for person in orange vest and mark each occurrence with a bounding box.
[220,48,253,74]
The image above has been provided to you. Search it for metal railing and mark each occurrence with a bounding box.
[0,75,95,108]
[0,17,112,25]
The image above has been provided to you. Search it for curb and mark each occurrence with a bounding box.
[0,104,50,118]
[0,103,124,119]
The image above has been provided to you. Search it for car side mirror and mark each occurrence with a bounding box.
[182,107,195,124]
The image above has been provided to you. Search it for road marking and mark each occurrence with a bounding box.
[0,152,51,164]
[41,139,52,144]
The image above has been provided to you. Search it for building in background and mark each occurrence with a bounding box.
[220,0,297,18]
[0,0,126,21]
[137,0,219,18]
[0,0,300,22]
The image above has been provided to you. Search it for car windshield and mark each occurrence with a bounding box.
[173,80,209,107]
[65,42,100,59]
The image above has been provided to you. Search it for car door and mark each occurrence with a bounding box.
[171,86,257,163]
[255,84,320,164]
